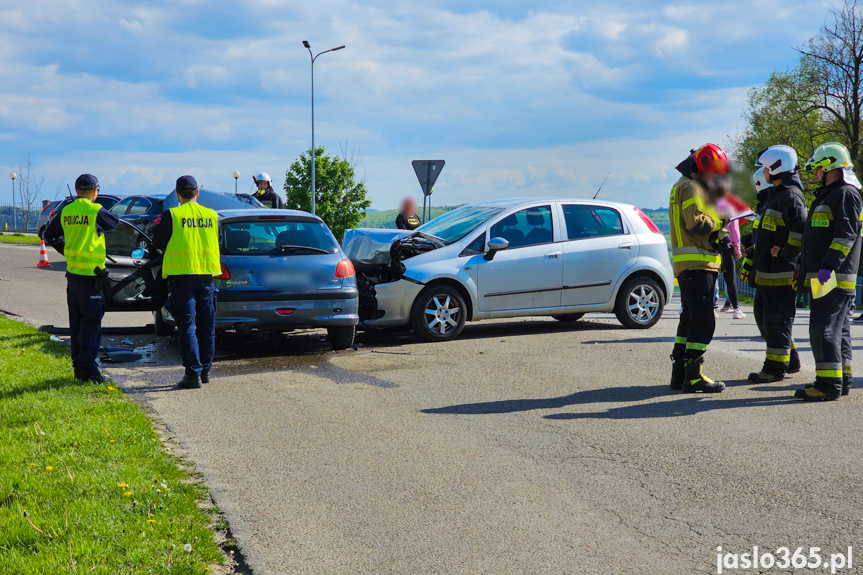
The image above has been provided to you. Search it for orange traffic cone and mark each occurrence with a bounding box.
[37,239,51,268]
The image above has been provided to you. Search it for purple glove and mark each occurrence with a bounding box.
[818,268,833,285]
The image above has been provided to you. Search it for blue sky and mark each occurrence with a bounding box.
[1,0,825,209]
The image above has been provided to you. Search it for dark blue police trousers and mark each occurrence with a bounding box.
[167,275,216,377]
[66,273,104,380]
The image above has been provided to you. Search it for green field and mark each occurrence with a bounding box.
[0,316,223,574]
[639,208,670,235]
[0,233,42,245]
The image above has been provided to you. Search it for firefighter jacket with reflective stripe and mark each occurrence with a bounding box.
[799,180,863,294]
[60,198,106,276]
[752,184,807,288]
[669,176,725,277]
[161,202,222,278]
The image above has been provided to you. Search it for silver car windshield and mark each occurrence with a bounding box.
[222,220,339,255]
[416,205,504,243]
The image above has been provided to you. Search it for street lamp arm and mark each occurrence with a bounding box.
[311,45,346,64]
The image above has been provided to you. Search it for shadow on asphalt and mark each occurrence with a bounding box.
[544,394,796,420]
[422,379,800,419]
[360,317,625,350]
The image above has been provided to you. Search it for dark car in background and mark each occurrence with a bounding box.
[111,190,263,236]
[107,194,166,236]
[37,194,122,238]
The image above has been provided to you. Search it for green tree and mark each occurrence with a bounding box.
[797,0,863,169]
[731,65,830,202]
[731,0,863,192]
[283,146,372,242]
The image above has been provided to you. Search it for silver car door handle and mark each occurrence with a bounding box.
[618,243,634,250]
[545,251,562,258]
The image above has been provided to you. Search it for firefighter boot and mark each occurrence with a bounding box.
[748,369,785,384]
[787,347,801,374]
[842,374,851,397]
[683,356,725,393]
[669,354,685,390]
[794,385,840,402]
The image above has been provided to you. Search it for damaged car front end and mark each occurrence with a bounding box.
[342,228,450,326]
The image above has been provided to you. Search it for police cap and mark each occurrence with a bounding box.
[74,174,99,191]
[176,175,198,192]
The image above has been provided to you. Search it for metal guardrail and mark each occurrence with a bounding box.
[717,270,756,300]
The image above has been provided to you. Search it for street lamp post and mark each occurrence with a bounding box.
[302,40,345,216]
[9,172,16,231]
[233,171,240,196]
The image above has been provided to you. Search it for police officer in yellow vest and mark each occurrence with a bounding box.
[152,176,221,389]
[43,174,120,383]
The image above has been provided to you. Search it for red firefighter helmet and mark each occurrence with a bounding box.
[693,143,729,176]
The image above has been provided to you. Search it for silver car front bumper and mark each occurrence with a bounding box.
[362,279,425,328]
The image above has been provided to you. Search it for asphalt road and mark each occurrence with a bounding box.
[2,242,863,575]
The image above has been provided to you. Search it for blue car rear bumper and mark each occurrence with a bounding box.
[214,288,358,330]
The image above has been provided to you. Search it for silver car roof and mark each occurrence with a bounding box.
[466,197,635,210]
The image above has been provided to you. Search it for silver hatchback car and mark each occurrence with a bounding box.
[343,198,674,342]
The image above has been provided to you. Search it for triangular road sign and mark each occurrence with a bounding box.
[412,160,445,196]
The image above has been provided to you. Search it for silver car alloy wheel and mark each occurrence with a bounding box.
[424,294,461,336]
[627,283,660,324]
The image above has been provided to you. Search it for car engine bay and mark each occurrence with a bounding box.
[341,229,445,320]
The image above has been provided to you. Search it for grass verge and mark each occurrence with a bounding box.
[0,233,42,245]
[0,315,223,574]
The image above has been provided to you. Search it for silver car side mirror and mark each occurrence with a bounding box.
[484,237,509,261]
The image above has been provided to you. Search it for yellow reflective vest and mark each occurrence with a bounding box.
[161,202,221,278]
[668,176,724,277]
[60,198,106,276]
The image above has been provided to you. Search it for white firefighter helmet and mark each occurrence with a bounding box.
[755,145,798,175]
[752,169,771,192]
[254,172,272,183]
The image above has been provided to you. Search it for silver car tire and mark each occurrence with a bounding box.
[410,285,467,342]
[614,276,663,329]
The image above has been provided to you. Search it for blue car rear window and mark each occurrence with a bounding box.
[222,221,338,255]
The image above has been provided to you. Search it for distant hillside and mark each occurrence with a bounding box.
[359,205,463,229]
[640,208,669,235]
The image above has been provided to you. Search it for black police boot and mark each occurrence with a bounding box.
[669,354,685,390]
[683,356,725,393]
[842,374,852,397]
[80,370,109,384]
[178,371,202,389]
[794,385,840,402]
[787,347,801,374]
[201,371,210,384]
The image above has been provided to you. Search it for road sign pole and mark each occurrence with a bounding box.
[411,160,445,224]
[425,163,430,221]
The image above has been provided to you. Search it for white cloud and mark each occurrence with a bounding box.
[0,0,824,211]
[655,27,689,56]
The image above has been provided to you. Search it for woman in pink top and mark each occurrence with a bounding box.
[716,197,745,319]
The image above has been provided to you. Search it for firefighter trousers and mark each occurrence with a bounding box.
[753,287,797,374]
[810,289,853,396]
[673,269,717,360]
